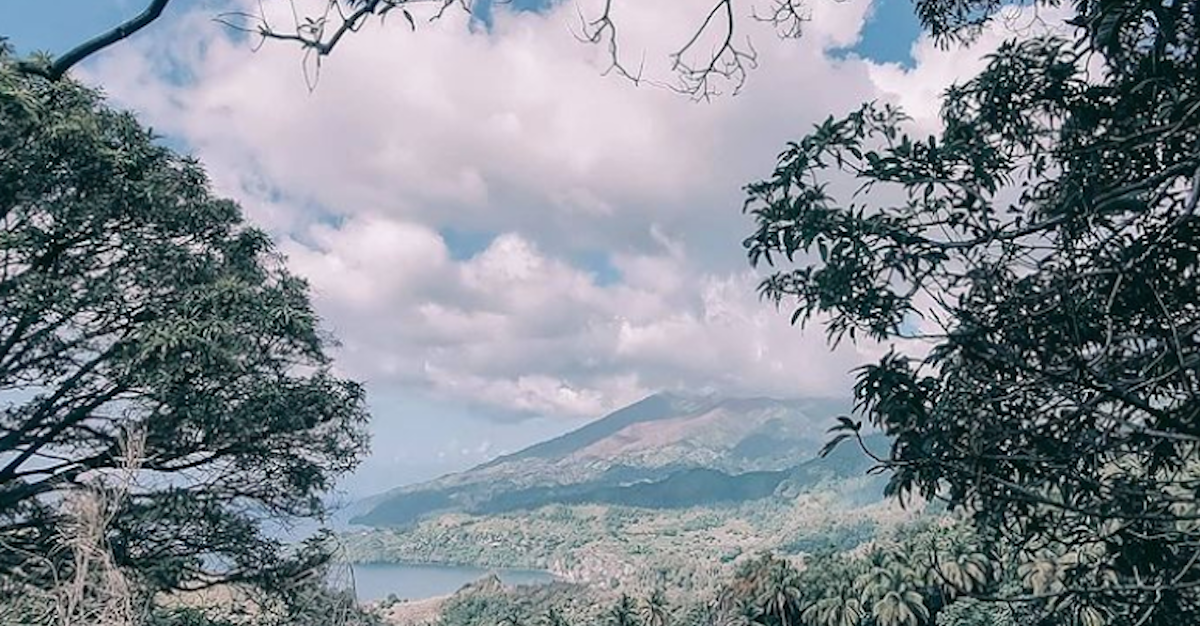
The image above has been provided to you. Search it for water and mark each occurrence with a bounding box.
[345,562,556,602]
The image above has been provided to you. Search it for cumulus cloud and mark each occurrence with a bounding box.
[869,4,1077,125]
[83,0,1070,420]
[275,212,866,417]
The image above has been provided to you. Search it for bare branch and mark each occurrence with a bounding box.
[217,0,467,88]
[570,0,646,85]
[751,0,810,40]
[573,0,763,99]
[667,0,758,99]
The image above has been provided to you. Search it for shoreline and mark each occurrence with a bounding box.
[344,560,564,605]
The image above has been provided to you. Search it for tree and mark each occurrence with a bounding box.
[538,606,570,626]
[499,605,527,626]
[0,51,370,595]
[743,0,1200,623]
[720,598,762,626]
[608,594,640,626]
[639,588,672,626]
[851,553,928,626]
[753,557,802,626]
[870,581,929,626]
[932,598,1014,626]
[13,0,170,81]
[909,524,992,602]
[799,589,864,626]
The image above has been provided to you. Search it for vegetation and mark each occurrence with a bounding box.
[0,49,371,622]
[343,477,903,592]
[745,0,1200,622]
[4,0,1198,623]
[409,520,1015,626]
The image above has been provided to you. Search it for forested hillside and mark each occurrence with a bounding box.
[343,396,893,592]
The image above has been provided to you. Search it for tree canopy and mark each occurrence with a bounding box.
[745,0,1200,623]
[0,49,370,596]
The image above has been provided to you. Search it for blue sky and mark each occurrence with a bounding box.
[1,0,934,496]
[2,0,169,55]
[2,0,921,65]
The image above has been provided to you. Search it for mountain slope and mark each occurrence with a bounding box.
[352,393,877,527]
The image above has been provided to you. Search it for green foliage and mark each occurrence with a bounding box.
[437,579,605,626]
[538,606,570,626]
[427,521,1018,626]
[148,607,244,626]
[341,485,905,595]
[719,523,1004,626]
[777,519,874,555]
[933,599,1014,626]
[0,58,369,596]
[145,573,385,626]
[638,588,671,626]
[744,0,1200,622]
[607,594,640,626]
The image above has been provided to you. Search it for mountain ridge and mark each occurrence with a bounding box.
[352,392,878,527]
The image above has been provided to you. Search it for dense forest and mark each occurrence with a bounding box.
[2,0,1199,624]
[412,520,1011,626]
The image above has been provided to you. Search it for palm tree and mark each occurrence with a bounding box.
[849,547,930,626]
[800,592,864,626]
[722,598,762,626]
[756,559,802,626]
[1017,549,1067,596]
[931,549,990,599]
[853,565,895,606]
[676,602,716,626]
[910,526,992,601]
[640,588,671,626]
[870,581,929,626]
[1074,604,1108,626]
[609,594,641,626]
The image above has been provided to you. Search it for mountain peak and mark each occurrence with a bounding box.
[352,393,861,527]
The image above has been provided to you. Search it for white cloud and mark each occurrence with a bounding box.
[282,215,450,309]
[83,0,1056,421]
[868,5,1077,125]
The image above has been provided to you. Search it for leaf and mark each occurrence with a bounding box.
[820,434,851,457]
[835,415,863,431]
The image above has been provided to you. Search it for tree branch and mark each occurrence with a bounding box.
[16,0,174,80]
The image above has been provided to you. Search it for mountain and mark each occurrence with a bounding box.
[352,392,884,527]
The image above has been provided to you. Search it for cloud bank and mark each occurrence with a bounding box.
[85,0,1062,420]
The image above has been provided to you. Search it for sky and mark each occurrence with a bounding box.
[0,0,1053,497]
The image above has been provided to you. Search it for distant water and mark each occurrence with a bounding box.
[346,562,555,602]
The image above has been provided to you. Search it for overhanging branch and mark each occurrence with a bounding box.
[16,0,174,80]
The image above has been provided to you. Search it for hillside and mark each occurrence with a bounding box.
[352,393,881,527]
